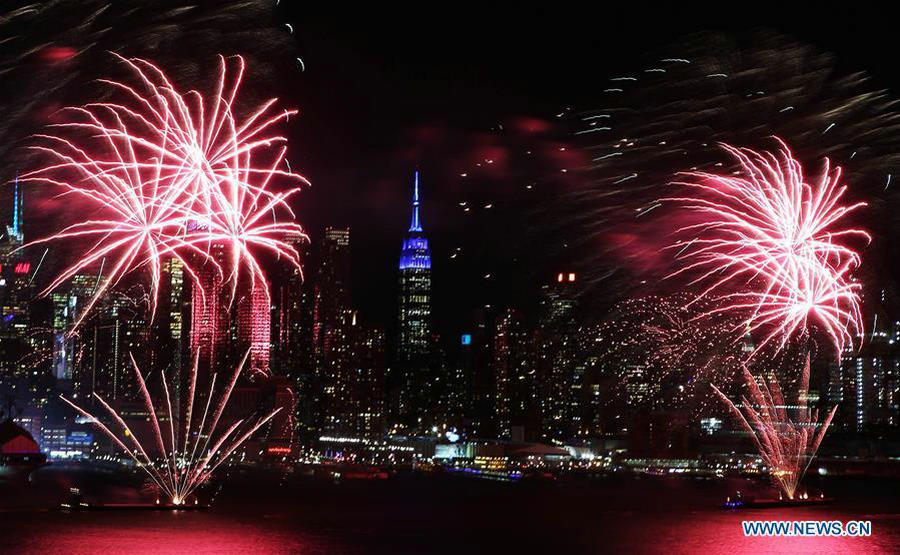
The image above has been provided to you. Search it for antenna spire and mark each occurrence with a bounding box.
[409,170,422,232]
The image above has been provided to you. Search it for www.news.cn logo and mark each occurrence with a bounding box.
[743,520,872,537]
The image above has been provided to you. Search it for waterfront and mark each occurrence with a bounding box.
[3,468,900,553]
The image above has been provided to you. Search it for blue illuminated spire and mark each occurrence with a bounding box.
[399,170,430,271]
[12,172,21,240]
[6,172,23,243]
[409,170,422,232]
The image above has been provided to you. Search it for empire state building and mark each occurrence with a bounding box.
[397,170,432,361]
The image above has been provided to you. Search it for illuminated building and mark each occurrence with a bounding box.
[312,227,351,363]
[50,274,95,383]
[492,309,539,441]
[189,244,229,381]
[397,171,432,359]
[464,313,497,437]
[0,176,30,335]
[624,363,653,404]
[537,272,581,443]
[163,257,185,386]
[449,331,478,432]
[0,177,44,405]
[834,322,900,431]
[187,242,276,421]
[236,282,271,377]
[321,313,386,439]
[270,233,312,437]
[1,173,24,249]
[74,292,148,402]
[272,232,311,382]
[311,226,352,433]
[302,226,387,440]
[395,171,433,428]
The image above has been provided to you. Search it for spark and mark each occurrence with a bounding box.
[575,127,611,135]
[635,202,661,217]
[613,173,638,184]
[29,247,48,285]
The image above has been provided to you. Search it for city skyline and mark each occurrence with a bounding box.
[4,4,900,553]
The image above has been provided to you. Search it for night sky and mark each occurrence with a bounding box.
[5,3,900,340]
[284,6,900,336]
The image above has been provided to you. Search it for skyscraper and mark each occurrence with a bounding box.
[321,312,386,439]
[397,171,432,360]
[189,244,229,381]
[395,171,433,429]
[537,272,581,443]
[189,243,273,384]
[236,283,271,378]
[0,176,29,327]
[311,226,352,434]
[312,227,351,362]
[492,308,539,441]
[272,232,310,381]
[0,177,38,401]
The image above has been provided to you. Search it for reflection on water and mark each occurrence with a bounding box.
[3,470,900,554]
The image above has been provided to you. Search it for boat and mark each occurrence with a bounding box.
[723,491,834,509]
[57,488,209,511]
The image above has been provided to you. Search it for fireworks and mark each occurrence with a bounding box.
[0,1,298,186]
[572,31,900,301]
[592,293,783,415]
[712,356,836,500]
[21,54,308,328]
[668,139,868,357]
[592,292,816,425]
[61,351,280,505]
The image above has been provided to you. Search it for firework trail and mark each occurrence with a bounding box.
[61,351,281,505]
[668,139,868,357]
[21,54,308,329]
[712,356,836,500]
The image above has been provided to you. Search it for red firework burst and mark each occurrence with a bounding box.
[21,54,307,328]
[667,138,869,358]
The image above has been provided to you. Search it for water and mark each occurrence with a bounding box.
[3,468,900,553]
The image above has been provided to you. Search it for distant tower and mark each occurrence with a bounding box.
[312,227,352,361]
[395,171,433,428]
[189,244,272,381]
[1,174,25,259]
[7,173,24,245]
[397,171,432,360]
[190,244,229,381]
[310,227,352,433]
[237,281,271,377]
